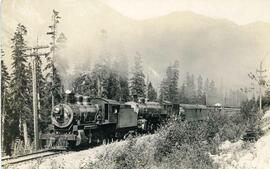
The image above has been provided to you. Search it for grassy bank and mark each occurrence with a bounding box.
[81,111,252,169]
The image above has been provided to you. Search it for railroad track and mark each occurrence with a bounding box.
[1,149,66,166]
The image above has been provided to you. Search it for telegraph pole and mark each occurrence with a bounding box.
[25,45,49,150]
[47,9,61,109]
[248,61,267,113]
[256,61,267,113]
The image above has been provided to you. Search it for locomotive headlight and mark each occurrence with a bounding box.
[53,107,60,114]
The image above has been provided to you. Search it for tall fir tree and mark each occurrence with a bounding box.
[179,83,188,103]
[204,78,209,98]
[91,61,110,98]
[160,61,179,102]
[147,82,157,101]
[45,10,64,110]
[72,72,95,96]
[197,75,204,104]
[170,61,180,102]
[117,49,130,102]
[34,55,48,132]
[9,24,32,147]
[185,72,191,98]
[25,62,34,140]
[190,74,196,103]
[106,67,121,100]
[207,80,218,105]
[130,52,146,97]
[1,50,11,154]
[185,73,196,102]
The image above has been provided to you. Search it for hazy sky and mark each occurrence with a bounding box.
[102,0,270,24]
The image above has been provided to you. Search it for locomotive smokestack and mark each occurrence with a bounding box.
[75,95,83,105]
[65,90,75,104]
[83,96,91,105]
[132,94,138,102]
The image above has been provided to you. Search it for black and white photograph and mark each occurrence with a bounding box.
[1,0,270,168]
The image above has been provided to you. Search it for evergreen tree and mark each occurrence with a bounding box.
[45,10,64,109]
[9,24,31,147]
[44,59,64,108]
[190,74,196,103]
[170,61,180,102]
[162,65,173,101]
[263,89,270,107]
[1,50,11,154]
[185,72,196,102]
[25,62,34,140]
[160,61,179,102]
[119,75,129,102]
[219,79,224,104]
[72,72,95,96]
[185,72,191,98]
[117,50,130,102]
[207,80,218,105]
[159,79,167,102]
[72,57,95,97]
[91,61,110,98]
[179,83,189,103]
[130,52,146,97]
[204,78,209,98]
[34,55,49,132]
[105,59,121,100]
[147,82,157,101]
[107,69,121,100]
[197,75,204,104]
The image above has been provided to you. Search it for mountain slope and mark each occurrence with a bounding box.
[1,0,270,89]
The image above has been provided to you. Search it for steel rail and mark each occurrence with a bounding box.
[1,149,65,166]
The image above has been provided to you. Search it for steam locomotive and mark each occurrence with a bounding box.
[40,91,171,149]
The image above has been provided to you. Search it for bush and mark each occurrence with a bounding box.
[81,136,157,169]
[81,109,258,169]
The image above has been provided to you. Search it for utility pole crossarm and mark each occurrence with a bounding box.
[24,44,50,151]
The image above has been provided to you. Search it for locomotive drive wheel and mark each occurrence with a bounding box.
[91,129,104,146]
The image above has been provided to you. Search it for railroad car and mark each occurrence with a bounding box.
[179,104,208,121]
[207,105,241,116]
